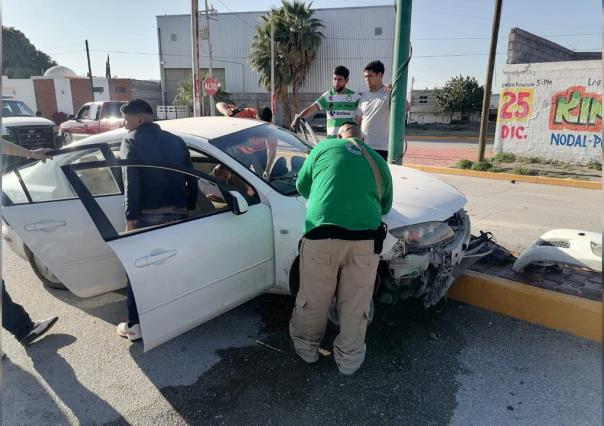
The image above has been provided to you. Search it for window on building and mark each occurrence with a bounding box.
[170,33,177,41]
[374,27,383,36]
[114,86,126,93]
[419,95,428,104]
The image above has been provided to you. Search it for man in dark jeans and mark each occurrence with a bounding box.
[116,99,197,341]
[2,281,58,347]
[1,139,59,350]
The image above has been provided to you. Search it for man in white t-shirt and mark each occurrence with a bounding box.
[355,60,390,160]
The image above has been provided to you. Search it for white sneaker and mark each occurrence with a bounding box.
[116,322,142,341]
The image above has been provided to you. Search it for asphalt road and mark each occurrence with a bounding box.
[433,173,601,253]
[2,242,601,425]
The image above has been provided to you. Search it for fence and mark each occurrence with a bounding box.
[156,105,190,120]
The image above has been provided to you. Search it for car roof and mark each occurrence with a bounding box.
[70,116,266,147]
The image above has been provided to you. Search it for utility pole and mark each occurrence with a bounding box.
[191,0,202,117]
[85,40,94,101]
[387,0,413,165]
[270,18,275,123]
[478,0,502,161]
[205,0,215,116]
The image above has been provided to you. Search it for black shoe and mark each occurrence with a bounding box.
[19,316,59,346]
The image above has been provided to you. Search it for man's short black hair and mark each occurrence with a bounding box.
[120,99,153,115]
[333,65,350,80]
[364,60,385,75]
[259,107,272,123]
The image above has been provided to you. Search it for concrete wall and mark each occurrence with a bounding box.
[507,27,602,65]
[494,60,601,164]
[2,77,37,111]
[53,78,75,115]
[157,5,395,101]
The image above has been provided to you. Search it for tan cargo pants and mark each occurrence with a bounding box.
[289,238,379,375]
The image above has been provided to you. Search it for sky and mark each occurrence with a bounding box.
[3,0,601,89]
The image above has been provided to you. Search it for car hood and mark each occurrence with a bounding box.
[294,165,467,228]
[3,116,54,126]
[383,165,466,228]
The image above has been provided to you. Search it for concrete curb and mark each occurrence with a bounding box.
[448,270,602,342]
[407,164,601,190]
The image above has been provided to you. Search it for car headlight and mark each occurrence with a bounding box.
[1,125,10,136]
[390,222,455,248]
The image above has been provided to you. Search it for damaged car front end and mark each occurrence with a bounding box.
[380,209,475,306]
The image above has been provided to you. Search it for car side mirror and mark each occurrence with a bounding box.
[228,190,248,215]
[67,114,75,120]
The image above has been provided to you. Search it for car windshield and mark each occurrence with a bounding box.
[2,100,35,117]
[211,124,311,196]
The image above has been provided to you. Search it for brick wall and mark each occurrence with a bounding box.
[70,78,93,114]
[32,79,57,119]
[108,79,133,101]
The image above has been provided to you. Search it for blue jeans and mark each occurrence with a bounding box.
[126,212,186,325]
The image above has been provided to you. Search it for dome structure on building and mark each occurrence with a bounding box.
[44,65,78,78]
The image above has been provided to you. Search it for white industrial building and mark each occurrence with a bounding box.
[156,5,395,117]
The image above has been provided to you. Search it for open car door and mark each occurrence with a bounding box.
[291,118,319,146]
[62,159,275,351]
[2,143,128,297]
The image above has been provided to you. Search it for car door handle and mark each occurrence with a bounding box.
[24,220,67,232]
[134,249,177,268]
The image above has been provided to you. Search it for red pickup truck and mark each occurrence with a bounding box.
[59,101,126,145]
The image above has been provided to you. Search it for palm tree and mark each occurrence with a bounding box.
[250,16,293,123]
[250,1,323,125]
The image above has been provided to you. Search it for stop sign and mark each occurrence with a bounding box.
[203,77,219,96]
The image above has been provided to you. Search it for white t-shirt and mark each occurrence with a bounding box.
[355,86,390,151]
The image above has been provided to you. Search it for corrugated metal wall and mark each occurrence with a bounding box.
[157,5,395,98]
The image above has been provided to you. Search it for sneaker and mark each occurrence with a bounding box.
[19,316,59,346]
[116,322,142,341]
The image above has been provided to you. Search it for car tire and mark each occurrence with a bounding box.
[62,132,72,146]
[25,247,67,291]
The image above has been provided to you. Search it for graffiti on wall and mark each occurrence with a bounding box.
[495,62,602,163]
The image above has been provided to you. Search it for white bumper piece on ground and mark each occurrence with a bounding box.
[513,229,602,273]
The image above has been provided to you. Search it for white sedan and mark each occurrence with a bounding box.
[2,117,484,351]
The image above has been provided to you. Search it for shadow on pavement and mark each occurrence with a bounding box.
[25,333,121,424]
[2,357,70,424]
[109,294,467,425]
[43,287,128,326]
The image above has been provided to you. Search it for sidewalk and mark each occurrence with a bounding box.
[404,143,490,167]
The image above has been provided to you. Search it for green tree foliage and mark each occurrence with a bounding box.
[251,1,323,125]
[434,75,484,122]
[2,27,57,78]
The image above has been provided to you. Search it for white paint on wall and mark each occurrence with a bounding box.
[494,60,601,164]
[2,77,37,111]
[92,77,110,101]
[53,78,74,114]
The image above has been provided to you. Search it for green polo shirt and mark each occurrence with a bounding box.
[296,137,393,234]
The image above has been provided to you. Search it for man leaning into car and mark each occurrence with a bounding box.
[117,99,197,341]
[289,122,392,375]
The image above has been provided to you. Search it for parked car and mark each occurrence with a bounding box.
[2,117,487,351]
[308,111,327,133]
[1,98,61,150]
[59,101,126,145]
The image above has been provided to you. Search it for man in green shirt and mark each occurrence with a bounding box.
[289,122,393,375]
[291,66,361,139]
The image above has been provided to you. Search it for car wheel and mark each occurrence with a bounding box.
[25,247,67,290]
[62,132,72,146]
